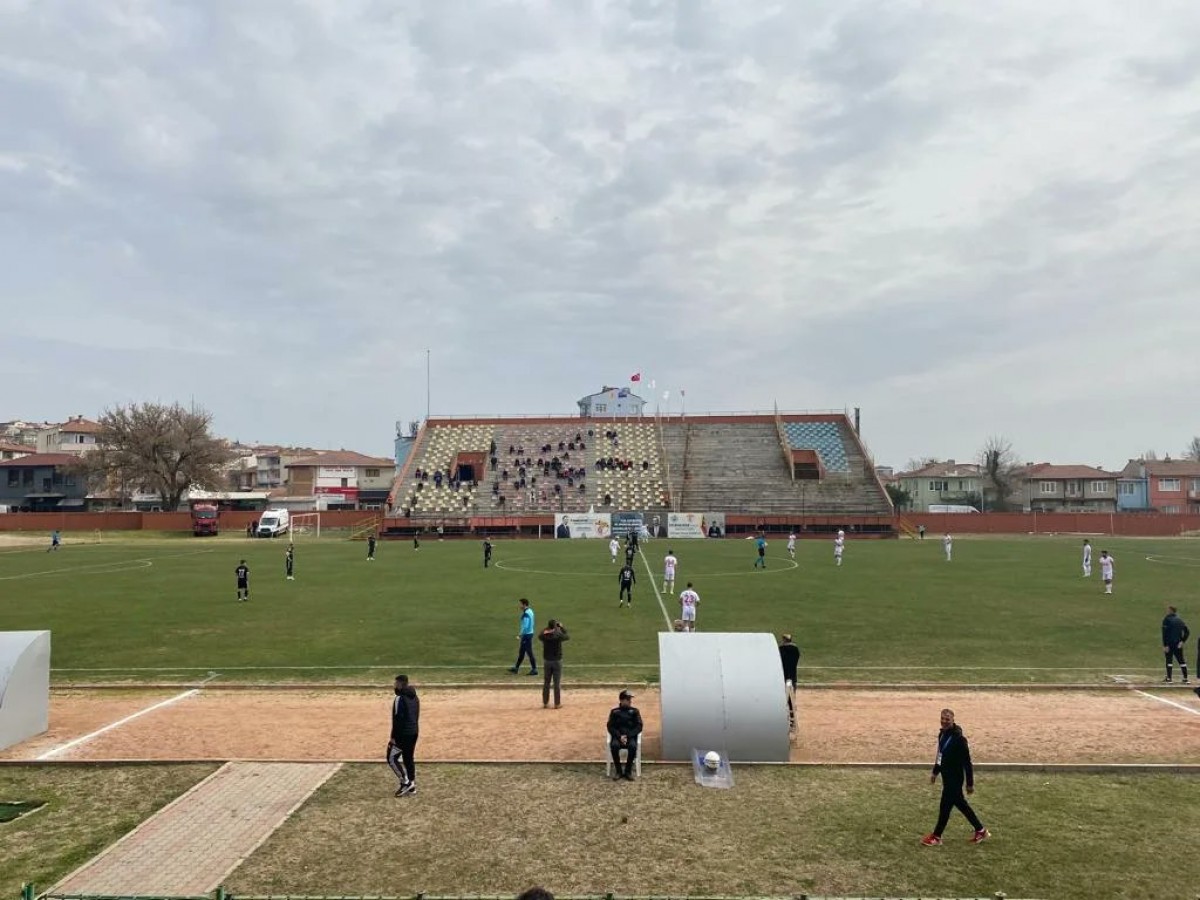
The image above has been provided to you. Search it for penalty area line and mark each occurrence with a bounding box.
[36,688,200,760]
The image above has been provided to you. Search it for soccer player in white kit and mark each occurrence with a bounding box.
[678,582,700,632]
[943,533,953,562]
[787,532,797,559]
[1099,550,1114,594]
[663,549,678,593]
[609,537,620,563]
[1081,539,1092,577]
[834,530,845,567]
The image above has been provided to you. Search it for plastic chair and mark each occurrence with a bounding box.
[604,733,642,778]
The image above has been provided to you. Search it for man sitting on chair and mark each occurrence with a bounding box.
[607,690,643,781]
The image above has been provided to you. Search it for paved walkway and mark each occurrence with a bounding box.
[52,761,341,895]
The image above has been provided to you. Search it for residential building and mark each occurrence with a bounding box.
[1016,464,1119,513]
[898,460,983,511]
[0,441,34,461]
[577,386,646,418]
[1142,460,1200,514]
[1116,460,1151,511]
[0,453,88,511]
[0,420,54,447]
[36,416,102,456]
[284,450,396,510]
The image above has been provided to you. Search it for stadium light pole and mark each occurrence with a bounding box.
[425,349,431,422]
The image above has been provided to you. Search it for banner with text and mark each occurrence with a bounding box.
[554,512,612,539]
[667,512,726,538]
[611,511,644,538]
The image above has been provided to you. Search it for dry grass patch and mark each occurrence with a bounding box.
[230,764,1200,900]
[0,764,218,896]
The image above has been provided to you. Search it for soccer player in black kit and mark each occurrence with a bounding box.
[618,562,636,607]
[284,545,294,581]
[483,539,493,568]
[922,708,988,846]
[367,533,377,561]
[235,559,250,602]
[1162,605,1190,684]
[779,634,800,732]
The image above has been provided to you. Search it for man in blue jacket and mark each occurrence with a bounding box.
[508,597,538,676]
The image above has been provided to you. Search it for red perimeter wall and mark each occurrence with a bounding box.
[0,510,379,533]
[3,510,1198,537]
[904,512,1200,536]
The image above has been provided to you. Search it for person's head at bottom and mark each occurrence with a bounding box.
[517,888,554,900]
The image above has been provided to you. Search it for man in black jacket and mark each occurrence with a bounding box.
[922,708,988,846]
[538,620,569,708]
[1162,605,1190,684]
[387,674,420,797]
[779,634,801,732]
[606,690,643,781]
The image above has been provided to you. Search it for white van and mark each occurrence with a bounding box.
[256,508,291,538]
[928,504,980,514]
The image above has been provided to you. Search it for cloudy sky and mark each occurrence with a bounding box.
[3,1,1199,467]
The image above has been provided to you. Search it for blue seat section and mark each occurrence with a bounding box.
[783,421,850,472]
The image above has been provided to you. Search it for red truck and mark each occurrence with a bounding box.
[191,501,220,536]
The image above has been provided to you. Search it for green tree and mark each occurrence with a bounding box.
[82,403,232,510]
[885,483,912,510]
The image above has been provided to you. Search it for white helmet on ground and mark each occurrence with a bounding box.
[703,750,721,770]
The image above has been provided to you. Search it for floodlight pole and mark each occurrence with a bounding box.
[425,349,431,421]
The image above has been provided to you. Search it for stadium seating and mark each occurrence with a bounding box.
[592,423,666,510]
[659,419,890,515]
[782,421,849,473]
[396,424,493,516]
[488,424,593,514]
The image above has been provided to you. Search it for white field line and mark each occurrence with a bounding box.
[52,664,1165,672]
[637,547,673,630]
[1131,688,1200,717]
[37,688,200,759]
[0,548,216,581]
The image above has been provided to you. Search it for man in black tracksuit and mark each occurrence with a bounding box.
[922,708,988,846]
[1161,605,1190,684]
[387,674,420,797]
[483,539,493,568]
[607,690,644,781]
[779,634,801,731]
[618,563,636,607]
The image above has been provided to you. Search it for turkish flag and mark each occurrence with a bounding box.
[630,373,641,382]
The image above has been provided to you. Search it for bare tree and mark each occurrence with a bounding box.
[1184,437,1200,461]
[903,456,939,472]
[1143,449,1159,461]
[80,403,233,510]
[979,435,1019,511]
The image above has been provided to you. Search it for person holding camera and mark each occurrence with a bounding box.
[538,619,569,708]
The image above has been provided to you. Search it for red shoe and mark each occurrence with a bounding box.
[920,833,943,847]
[970,828,990,844]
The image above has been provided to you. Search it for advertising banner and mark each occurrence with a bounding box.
[611,511,644,537]
[554,512,612,539]
[668,512,726,538]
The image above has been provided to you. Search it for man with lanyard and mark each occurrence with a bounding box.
[921,708,989,846]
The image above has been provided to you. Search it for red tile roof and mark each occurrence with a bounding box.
[0,452,79,468]
[0,441,34,454]
[1142,460,1200,477]
[286,450,394,468]
[58,417,101,434]
[904,461,983,478]
[1020,463,1117,480]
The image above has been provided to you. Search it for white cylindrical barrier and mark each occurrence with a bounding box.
[658,632,790,762]
[0,631,50,752]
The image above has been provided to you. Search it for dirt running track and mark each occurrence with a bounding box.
[3,687,1198,765]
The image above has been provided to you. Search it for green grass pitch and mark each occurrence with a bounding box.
[0,533,1195,683]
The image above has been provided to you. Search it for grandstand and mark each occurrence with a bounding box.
[385,409,891,532]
